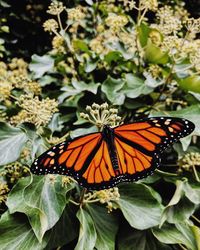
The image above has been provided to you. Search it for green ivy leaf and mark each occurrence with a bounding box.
[75,208,97,250]
[178,76,200,94]
[145,40,169,64]
[105,40,133,59]
[29,54,54,78]
[61,93,84,107]
[30,136,46,161]
[38,75,57,87]
[59,80,99,103]
[70,126,98,139]
[138,22,150,47]
[72,80,100,94]
[6,176,74,242]
[48,113,64,133]
[117,183,163,230]
[118,227,171,250]
[104,51,122,64]
[160,180,196,226]
[46,205,79,249]
[144,72,164,88]
[85,59,98,73]
[0,122,28,166]
[102,76,125,105]
[87,204,118,250]
[153,223,199,250]
[183,182,200,204]
[58,85,83,102]
[85,0,94,5]
[161,196,195,226]
[137,23,151,47]
[191,225,200,250]
[73,39,90,52]
[122,73,153,98]
[0,212,48,250]
[174,63,191,78]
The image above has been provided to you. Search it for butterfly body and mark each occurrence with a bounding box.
[102,125,119,171]
[31,117,195,190]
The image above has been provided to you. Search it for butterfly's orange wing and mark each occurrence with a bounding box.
[31,133,102,175]
[113,117,194,182]
[31,132,116,189]
[81,140,116,189]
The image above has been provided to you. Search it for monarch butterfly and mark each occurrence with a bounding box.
[31,117,194,190]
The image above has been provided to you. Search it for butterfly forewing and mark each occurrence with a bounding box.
[114,117,194,154]
[31,132,102,176]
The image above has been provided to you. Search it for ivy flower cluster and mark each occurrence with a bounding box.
[52,36,65,54]
[184,17,200,39]
[47,0,64,15]
[0,162,28,184]
[0,59,41,102]
[179,152,200,182]
[80,103,122,129]
[0,81,12,101]
[67,5,86,22]
[148,6,200,73]
[89,13,136,56]
[43,19,59,33]
[147,64,162,79]
[0,110,7,122]
[152,5,182,35]
[62,176,76,187]
[57,57,77,77]
[11,94,58,127]
[119,0,136,11]
[89,36,109,55]
[95,188,120,212]
[140,0,158,12]
[0,182,9,204]
[84,187,120,213]
[105,13,128,32]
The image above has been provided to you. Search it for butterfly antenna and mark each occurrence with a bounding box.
[79,187,87,207]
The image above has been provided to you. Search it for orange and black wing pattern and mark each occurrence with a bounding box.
[31,133,101,177]
[31,117,194,190]
[113,117,195,183]
[31,132,118,190]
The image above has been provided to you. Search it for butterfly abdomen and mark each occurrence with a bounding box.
[102,125,119,171]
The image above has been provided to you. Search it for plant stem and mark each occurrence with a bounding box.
[57,13,63,31]
[69,199,79,206]
[79,187,87,207]
[138,8,147,26]
[192,215,200,224]
[86,199,100,203]
[179,244,188,250]
[155,169,178,176]
[192,164,200,182]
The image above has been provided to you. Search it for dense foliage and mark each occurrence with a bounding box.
[0,0,200,249]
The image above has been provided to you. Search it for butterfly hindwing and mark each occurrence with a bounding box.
[80,140,117,189]
[114,136,156,177]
